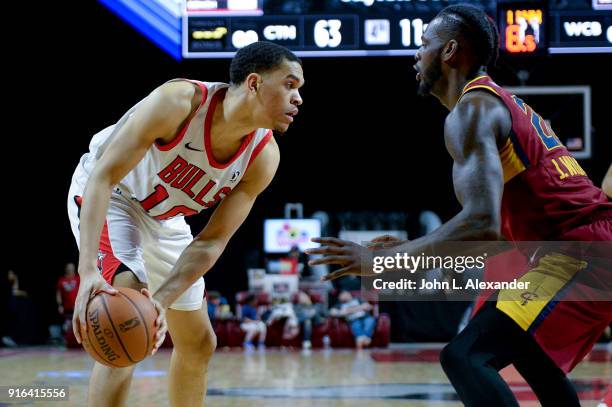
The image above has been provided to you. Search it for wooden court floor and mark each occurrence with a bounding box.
[0,343,609,406]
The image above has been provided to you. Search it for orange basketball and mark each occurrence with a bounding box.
[81,287,158,368]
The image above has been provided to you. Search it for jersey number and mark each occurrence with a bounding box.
[512,96,562,151]
[139,185,197,220]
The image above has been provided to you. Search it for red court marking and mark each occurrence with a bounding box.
[371,348,611,363]
[370,349,442,362]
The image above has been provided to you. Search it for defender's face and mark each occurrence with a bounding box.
[414,19,444,97]
[256,59,304,133]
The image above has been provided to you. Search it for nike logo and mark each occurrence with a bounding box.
[185,142,203,152]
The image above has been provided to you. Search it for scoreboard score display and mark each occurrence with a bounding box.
[183,0,612,57]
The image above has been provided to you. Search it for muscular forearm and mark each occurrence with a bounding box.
[153,239,224,309]
[379,210,502,262]
[78,172,115,277]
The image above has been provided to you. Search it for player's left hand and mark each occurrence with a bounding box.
[141,288,167,355]
[306,237,374,281]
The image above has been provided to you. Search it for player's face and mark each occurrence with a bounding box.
[256,59,304,134]
[414,20,444,97]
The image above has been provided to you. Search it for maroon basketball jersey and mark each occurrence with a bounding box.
[460,76,611,240]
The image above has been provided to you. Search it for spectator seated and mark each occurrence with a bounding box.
[328,290,390,348]
[266,291,329,349]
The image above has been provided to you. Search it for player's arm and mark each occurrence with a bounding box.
[308,91,510,280]
[428,91,508,241]
[153,139,280,309]
[78,82,196,278]
[602,164,612,198]
[73,81,198,343]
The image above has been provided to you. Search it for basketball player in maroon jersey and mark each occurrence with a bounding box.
[307,5,611,406]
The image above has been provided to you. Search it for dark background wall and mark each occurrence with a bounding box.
[5,1,611,339]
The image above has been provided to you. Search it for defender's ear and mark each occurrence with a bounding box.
[442,39,460,63]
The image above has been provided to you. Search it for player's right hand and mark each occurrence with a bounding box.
[73,273,118,344]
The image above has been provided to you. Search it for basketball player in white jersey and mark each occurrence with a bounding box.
[67,41,304,406]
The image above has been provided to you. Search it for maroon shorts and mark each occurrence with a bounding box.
[475,211,612,373]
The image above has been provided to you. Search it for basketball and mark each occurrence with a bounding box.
[81,287,158,368]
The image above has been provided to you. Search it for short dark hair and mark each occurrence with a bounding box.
[437,4,499,72]
[230,41,302,85]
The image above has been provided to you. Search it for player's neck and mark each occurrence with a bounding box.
[211,87,258,145]
[438,70,487,110]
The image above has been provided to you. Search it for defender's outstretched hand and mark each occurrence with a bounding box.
[306,237,371,281]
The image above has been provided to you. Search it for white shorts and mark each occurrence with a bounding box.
[67,164,205,311]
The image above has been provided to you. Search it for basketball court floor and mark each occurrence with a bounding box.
[1,343,609,406]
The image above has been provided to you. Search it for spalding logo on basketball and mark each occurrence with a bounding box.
[85,308,121,362]
[82,287,158,368]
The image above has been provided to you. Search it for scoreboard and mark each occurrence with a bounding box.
[184,0,494,57]
[181,0,612,58]
[97,0,611,59]
[184,0,472,57]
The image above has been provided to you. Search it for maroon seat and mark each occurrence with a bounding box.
[328,291,391,348]
[219,291,271,346]
[328,314,391,348]
[266,316,330,348]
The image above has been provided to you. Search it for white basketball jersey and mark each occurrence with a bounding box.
[77,80,272,220]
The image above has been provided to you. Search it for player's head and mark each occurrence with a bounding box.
[414,4,499,97]
[230,41,304,133]
[64,262,76,277]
